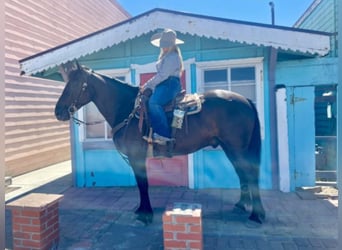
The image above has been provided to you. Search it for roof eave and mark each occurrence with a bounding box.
[19,8,332,76]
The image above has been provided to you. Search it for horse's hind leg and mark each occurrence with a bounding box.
[247,166,265,223]
[235,155,265,224]
[223,149,265,223]
[232,162,252,212]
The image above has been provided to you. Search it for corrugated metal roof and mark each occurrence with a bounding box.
[20,8,332,75]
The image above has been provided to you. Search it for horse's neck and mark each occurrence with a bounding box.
[90,75,138,128]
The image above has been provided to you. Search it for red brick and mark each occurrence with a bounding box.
[22,239,42,248]
[162,213,173,223]
[21,224,43,233]
[163,231,174,240]
[21,209,43,218]
[13,217,32,225]
[13,238,23,246]
[31,217,43,225]
[175,215,201,225]
[12,223,22,231]
[12,246,29,250]
[31,232,43,241]
[164,240,187,249]
[189,225,202,233]
[46,215,58,227]
[189,240,203,249]
[12,209,23,217]
[176,232,202,241]
[13,231,31,240]
[40,227,53,240]
[46,230,59,244]
[163,223,186,232]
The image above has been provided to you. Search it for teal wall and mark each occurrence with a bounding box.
[296,0,338,56]
[72,33,276,189]
[276,57,337,190]
[71,32,335,190]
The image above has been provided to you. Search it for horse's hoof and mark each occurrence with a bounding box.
[248,213,264,225]
[232,204,248,214]
[244,219,262,228]
[136,213,153,225]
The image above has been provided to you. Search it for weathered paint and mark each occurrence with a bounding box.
[276,58,338,86]
[18,7,337,191]
[295,0,338,56]
[276,57,337,190]
[20,9,331,75]
[286,87,316,189]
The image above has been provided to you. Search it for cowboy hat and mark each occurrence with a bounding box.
[150,29,184,48]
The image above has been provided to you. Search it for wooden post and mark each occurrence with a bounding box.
[163,202,202,250]
[6,193,63,250]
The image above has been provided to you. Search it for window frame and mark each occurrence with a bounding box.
[78,68,131,146]
[196,57,264,138]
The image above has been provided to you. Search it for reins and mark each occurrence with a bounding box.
[111,92,142,137]
[68,70,142,139]
[71,117,105,126]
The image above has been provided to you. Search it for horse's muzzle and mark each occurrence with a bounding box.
[55,106,71,121]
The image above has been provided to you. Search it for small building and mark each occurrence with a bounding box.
[4,0,129,177]
[19,8,335,191]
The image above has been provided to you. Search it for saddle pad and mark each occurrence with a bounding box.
[177,93,204,115]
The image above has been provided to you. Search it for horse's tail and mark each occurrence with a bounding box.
[247,99,262,166]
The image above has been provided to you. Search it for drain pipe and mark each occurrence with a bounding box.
[268,2,279,190]
[337,0,342,247]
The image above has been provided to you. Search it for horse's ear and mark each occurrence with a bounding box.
[75,60,82,70]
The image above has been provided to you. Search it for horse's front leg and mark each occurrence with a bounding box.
[130,158,153,224]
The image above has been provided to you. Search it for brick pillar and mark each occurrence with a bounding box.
[6,193,63,250]
[163,202,202,250]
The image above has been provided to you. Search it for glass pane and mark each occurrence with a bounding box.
[84,103,105,139]
[231,85,256,102]
[231,67,255,82]
[106,124,112,139]
[204,69,227,82]
[204,69,228,91]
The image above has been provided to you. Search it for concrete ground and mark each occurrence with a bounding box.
[5,161,338,249]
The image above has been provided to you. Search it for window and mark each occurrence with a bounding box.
[202,65,256,102]
[80,69,130,142]
[196,58,264,138]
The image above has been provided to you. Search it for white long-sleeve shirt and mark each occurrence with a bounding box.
[144,50,182,91]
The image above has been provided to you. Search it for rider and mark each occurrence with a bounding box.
[142,29,184,145]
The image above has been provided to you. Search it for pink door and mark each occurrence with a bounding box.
[140,73,188,186]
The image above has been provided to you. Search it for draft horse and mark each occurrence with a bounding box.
[55,64,265,224]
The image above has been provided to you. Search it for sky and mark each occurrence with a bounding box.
[116,0,314,27]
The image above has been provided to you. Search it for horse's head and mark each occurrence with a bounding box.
[55,64,93,121]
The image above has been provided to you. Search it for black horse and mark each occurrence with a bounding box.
[55,64,265,224]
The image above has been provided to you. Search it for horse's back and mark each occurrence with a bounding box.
[203,89,250,104]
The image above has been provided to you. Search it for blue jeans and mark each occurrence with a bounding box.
[148,77,181,138]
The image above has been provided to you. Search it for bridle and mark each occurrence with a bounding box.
[68,80,104,126]
[67,74,143,137]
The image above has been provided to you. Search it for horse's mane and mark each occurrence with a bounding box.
[87,68,139,92]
